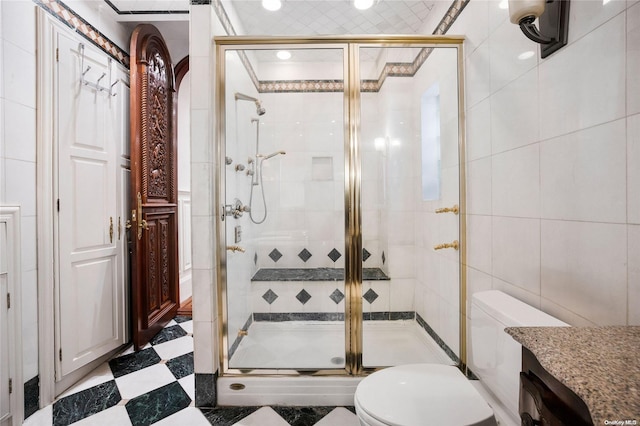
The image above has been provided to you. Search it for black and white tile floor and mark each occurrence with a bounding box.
[23,316,360,426]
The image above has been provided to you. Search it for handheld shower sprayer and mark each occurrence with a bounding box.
[235,92,266,116]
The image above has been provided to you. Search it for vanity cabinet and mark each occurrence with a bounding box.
[519,347,593,426]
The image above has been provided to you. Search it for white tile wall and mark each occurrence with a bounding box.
[492,216,540,295]
[488,19,538,93]
[466,157,492,215]
[538,13,626,141]
[540,119,627,223]
[541,220,627,325]
[568,0,627,42]
[465,98,491,162]
[628,2,640,115]
[628,225,640,325]
[460,1,638,329]
[190,3,217,375]
[3,101,36,162]
[2,39,36,108]
[467,214,491,274]
[464,43,491,108]
[490,69,539,154]
[1,2,39,382]
[389,278,415,312]
[629,113,640,224]
[491,144,540,218]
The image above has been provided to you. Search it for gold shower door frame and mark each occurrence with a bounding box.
[214,35,466,377]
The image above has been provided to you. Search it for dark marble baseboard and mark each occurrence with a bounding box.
[252,267,390,282]
[195,372,218,408]
[228,315,253,360]
[253,311,415,322]
[416,313,460,365]
[24,375,39,419]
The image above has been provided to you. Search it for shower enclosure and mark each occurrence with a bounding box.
[215,36,465,396]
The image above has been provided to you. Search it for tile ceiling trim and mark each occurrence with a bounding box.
[212,0,261,89]
[104,0,189,15]
[34,0,130,68]
[213,0,469,94]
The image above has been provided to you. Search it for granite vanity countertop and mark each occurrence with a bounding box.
[506,326,640,425]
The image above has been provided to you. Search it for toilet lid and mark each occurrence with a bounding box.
[355,364,495,426]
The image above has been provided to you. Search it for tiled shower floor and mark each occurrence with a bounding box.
[230,320,454,369]
[23,316,360,426]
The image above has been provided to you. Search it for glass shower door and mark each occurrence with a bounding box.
[221,46,349,371]
[358,45,462,368]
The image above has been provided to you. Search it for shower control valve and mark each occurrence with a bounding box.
[225,199,250,218]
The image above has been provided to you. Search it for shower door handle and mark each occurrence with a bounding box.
[435,204,459,214]
[433,240,459,250]
[227,245,245,253]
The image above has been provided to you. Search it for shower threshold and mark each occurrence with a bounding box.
[220,319,454,406]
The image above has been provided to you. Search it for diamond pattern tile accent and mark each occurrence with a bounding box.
[382,251,386,265]
[329,289,345,304]
[296,289,312,305]
[298,248,312,262]
[262,289,278,304]
[269,248,283,262]
[362,248,371,262]
[363,288,379,304]
[327,248,342,263]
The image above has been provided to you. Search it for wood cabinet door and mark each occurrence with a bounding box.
[56,34,126,376]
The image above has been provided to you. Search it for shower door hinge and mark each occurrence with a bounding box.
[56,48,59,62]
[8,378,12,394]
[6,293,9,309]
[59,348,62,362]
[57,199,60,212]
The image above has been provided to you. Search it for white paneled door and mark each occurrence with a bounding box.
[55,34,126,378]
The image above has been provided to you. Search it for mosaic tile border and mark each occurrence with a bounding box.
[34,0,130,68]
[104,0,189,15]
[212,0,469,94]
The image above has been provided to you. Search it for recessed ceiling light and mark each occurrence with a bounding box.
[262,0,281,11]
[498,0,508,9]
[276,50,291,60]
[354,0,374,10]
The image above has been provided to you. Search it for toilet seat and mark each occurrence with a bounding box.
[354,364,496,426]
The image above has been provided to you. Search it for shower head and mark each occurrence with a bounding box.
[258,150,286,160]
[235,92,266,116]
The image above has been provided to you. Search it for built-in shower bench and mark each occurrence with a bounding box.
[251,267,390,281]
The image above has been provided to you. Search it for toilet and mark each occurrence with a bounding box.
[354,290,569,426]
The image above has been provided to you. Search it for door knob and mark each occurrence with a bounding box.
[132,192,149,240]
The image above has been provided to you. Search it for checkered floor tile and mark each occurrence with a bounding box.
[22,316,359,426]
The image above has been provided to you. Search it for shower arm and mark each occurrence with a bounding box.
[235,92,266,116]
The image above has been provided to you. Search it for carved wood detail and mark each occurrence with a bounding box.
[130,24,179,350]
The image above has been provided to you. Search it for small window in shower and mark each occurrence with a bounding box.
[421,83,441,201]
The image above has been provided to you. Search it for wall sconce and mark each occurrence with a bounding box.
[508,0,570,58]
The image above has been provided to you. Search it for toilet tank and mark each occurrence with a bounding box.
[469,290,568,421]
